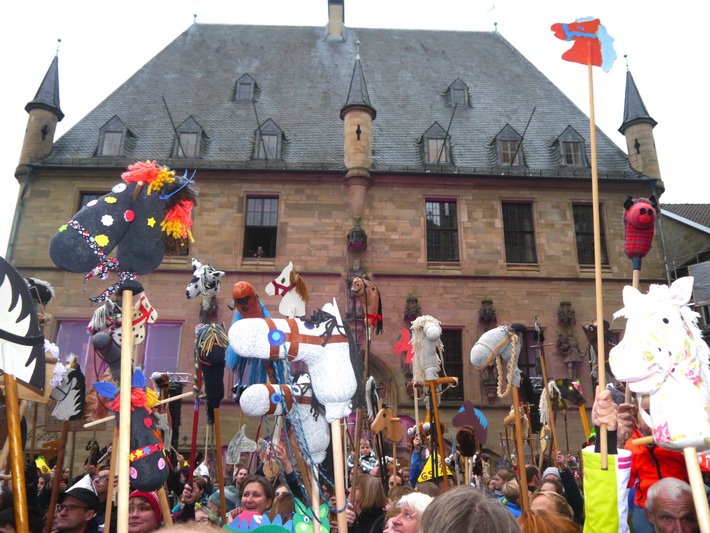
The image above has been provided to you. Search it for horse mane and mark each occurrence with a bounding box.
[290,270,309,303]
[292,371,325,422]
[121,161,198,252]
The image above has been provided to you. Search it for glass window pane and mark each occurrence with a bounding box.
[142,323,182,378]
[56,321,96,380]
[440,329,464,401]
[573,204,608,265]
[426,200,459,261]
[502,203,537,263]
[101,132,122,156]
[178,133,198,157]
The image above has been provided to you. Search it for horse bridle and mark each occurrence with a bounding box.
[263,316,348,362]
[269,275,296,297]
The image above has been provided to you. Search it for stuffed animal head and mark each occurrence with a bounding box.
[623,195,657,262]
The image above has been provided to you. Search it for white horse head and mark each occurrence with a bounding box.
[410,315,443,384]
[229,299,363,423]
[470,323,525,398]
[610,277,710,449]
[265,261,309,318]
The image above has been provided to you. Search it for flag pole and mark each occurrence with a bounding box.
[587,42,608,469]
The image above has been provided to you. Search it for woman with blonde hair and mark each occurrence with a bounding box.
[346,473,387,533]
[529,490,574,520]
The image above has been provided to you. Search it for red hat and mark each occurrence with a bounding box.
[129,490,162,524]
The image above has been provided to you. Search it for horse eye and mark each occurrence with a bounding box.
[280,277,286,283]
[662,318,669,324]
[112,183,127,193]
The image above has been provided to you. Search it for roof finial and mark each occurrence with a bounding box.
[624,53,629,72]
[355,39,361,61]
[55,38,61,57]
[193,13,197,24]
[494,21,498,33]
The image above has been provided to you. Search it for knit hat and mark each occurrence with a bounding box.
[542,467,561,481]
[208,485,240,512]
[59,475,100,511]
[129,490,162,524]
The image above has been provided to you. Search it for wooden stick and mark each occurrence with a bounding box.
[117,288,135,533]
[427,380,449,490]
[631,436,654,446]
[103,427,118,533]
[214,407,227,525]
[0,400,28,473]
[413,386,420,437]
[331,420,347,533]
[2,349,29,533]
[578,406,591,440]
[311,467,321,533]
[30,401,39,461]
[587,41,608,470]
[511,386,529,512]
[188,368,203,483]
[43,421,69,533]
[157,487,173,527]
[683,447,710,533]
[535,336,559,453]
[84,392,195,428]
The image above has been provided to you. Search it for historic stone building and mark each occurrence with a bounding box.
[11,2,667,461]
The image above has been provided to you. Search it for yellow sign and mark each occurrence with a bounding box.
[417,453,452,483]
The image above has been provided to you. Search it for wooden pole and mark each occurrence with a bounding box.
[683,448,710,533]
[188,368,203,483]
[117,288,135,532]
[2,347,29,533]
[0,400,28,473]
[43,421,69,533]
[103,427,118,533]
[30,402,39,462]
[587,41,608,470]
[578,406,591,440]
[310,467,321,533]
[511,386,529,512]
[157,487,173,527]
[331,420,347,533]
[427,379,450,490]
[213,407,227,525]
[535,335,559,453]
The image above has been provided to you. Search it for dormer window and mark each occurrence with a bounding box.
[172,116,206,158]
[555,126,589,167]
[235,74,256,102]
[421,122,451,164]
[97,116,132,157]
[253,118,283,160]
[446,79,469,108]
[493,124,525,167]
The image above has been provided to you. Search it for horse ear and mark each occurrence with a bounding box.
[192,258,201,272]
[668,277,694,306]
[621,284,643,310]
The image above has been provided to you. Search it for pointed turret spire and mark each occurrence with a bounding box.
[25,54,64,121]
[618,70,655,134]
[618,69,662,184]
[340,40,376,120]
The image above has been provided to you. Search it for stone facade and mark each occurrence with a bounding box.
[12,164,665,462]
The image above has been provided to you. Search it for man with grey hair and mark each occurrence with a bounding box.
[389,492,433,533]
[646,477,698,533]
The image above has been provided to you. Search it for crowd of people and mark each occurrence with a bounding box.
[0,386,706,532]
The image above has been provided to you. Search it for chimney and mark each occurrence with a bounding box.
[328,0,344,39]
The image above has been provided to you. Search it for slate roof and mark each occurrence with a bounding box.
[619,70,656,133]
[661,204,710,232]
[42,23,637,179]
[26,55,64,121]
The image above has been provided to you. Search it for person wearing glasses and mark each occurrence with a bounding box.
[128,491,162,533]
[91,465,114,529]
[52,474,100,533]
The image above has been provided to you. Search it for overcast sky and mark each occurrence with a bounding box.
[2,0,707,258]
